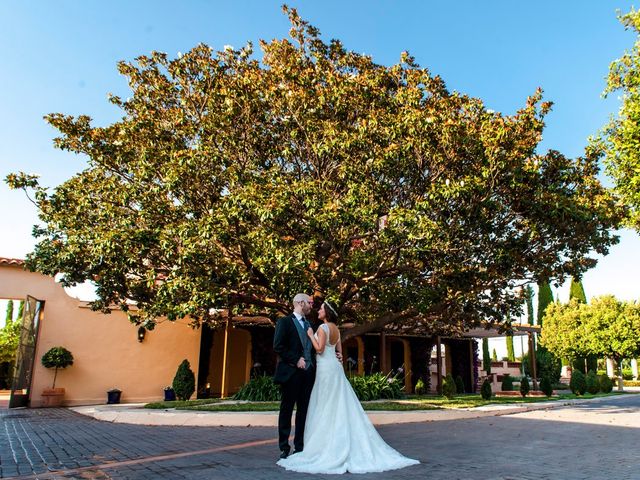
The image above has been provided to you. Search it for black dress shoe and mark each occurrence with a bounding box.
[279,450,290,459]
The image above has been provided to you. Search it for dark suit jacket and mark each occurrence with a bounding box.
[273,314,314,384]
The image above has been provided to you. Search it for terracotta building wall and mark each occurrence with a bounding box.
[0,264,201,407]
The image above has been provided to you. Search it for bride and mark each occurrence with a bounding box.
[277,301,419,474]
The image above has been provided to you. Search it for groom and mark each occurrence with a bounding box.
[273,293,316,459]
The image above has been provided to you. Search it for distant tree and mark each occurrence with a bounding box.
[0,302,21,364]
[525,285,535,326]
[482,338,491,374]
[539,299,588,365]
[568,277,595,373]
[537,282,553,327]
[506,332,515,362]
[5,300,13,325]
[492,348,498,362]
[582,296,640,391]
[569,277,587,303]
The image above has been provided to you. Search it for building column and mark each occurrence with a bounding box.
[631,359,638,380]
[436,336,442,395]
[606,358,615,377]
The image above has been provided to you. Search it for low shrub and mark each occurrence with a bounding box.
[480,379,492,400]
[442,374,456,399]
[455,375,465,394]
[519,376,530,397]
[569,370,586,395]
[599,374,613,393]
[585,370,600,394]
[172,359,196,401]
[539,376,553,397]
[501,374,514,391]
[414,378,426,396]
[349,373,404,401]
[233,375,281,401]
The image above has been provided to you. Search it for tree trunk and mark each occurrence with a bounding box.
[616,358,624,392]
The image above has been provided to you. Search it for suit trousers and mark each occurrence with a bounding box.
[278,366,316,452]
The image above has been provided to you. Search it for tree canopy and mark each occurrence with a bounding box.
[541,295,640,384]
[597,8,640,230]
[7,7,621,337]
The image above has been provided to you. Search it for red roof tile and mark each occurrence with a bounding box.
[0,257,25,267]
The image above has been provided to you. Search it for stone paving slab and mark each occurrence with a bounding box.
[1,394,639,479]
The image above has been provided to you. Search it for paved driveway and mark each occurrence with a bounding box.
[1,395,640,479]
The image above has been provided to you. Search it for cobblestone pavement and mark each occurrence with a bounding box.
[1,395,639,480]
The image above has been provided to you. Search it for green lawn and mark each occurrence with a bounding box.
[143,391,631,412]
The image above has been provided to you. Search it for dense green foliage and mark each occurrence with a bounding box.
[506,333,515,362]
[442,374,456,399]
[414,378,426,395]
[569,277,587,304]
[537,282,553,327]
[482,339,491,374]
[519,376,530,397]
[233,375,281,401]
[599,374,614,394]
[596,8,640,229]
[569,369,587,395]
[6,7,621,338]
[348,373,403,401]
[525,285,535,326]
[522,349,561,383]
[585,370,600,394]
[41,346,74,389]
[172,359,196,401]
[455,375,465,394]
[0,300,21,364]
[542,296,640,391]
[480,378,492,400]
[539,376,553,397]
[501,374,514,391]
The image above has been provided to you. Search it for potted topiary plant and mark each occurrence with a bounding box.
[41,346,74,407]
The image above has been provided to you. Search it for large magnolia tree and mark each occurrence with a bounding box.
[7,8,621,338]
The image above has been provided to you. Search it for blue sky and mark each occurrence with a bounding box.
[1,1,638,341]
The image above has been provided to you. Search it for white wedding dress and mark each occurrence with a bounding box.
[277,323,419,474]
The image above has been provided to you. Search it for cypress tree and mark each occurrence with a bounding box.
[525,285,534,326]
[16,301,24,321]
[506,333,515,361]
[537,281,553,327]
[482,338,491,374]
[569,277,587,303]
[492,348,498,362]
[5,300,13,327]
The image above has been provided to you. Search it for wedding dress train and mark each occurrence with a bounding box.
[277,324,419,474]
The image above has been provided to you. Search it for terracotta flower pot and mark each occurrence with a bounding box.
[41,387,65,407]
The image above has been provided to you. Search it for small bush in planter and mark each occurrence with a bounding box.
[41,346,74,389]
[172,359,196,401]
[540,376,553,397]
[442,374,456,399]
[599,374,613,394]
[585,370,600,394]
[569,369,586,395]
[519,376,530,397]
[455,375,465,394]
[501,374,514,391]
[480,378,492,400]
[414,378,426,395]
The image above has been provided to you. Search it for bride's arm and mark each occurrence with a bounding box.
[307,327,327,354]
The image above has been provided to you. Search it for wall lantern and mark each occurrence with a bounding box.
[137,326,146,343]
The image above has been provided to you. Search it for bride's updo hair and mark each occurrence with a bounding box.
[323,300,339,324]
